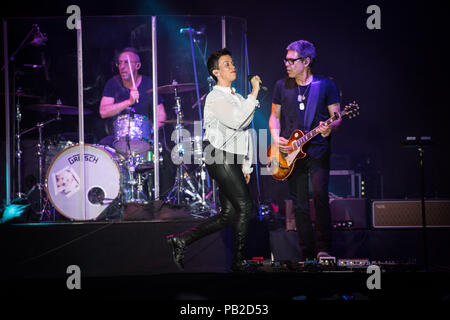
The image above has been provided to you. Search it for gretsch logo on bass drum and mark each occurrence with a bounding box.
[68,153,99,165]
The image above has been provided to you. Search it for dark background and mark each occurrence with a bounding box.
[1,0,448,206]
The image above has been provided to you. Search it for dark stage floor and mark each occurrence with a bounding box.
[3,271,450,301]
[1,215,450,309]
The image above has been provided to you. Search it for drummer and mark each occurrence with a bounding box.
[99,47,166,144]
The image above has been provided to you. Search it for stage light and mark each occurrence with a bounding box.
[0,203,30,223]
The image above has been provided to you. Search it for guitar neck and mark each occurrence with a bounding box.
[298,113,340,145]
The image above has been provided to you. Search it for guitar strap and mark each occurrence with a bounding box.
[303,79,322,132]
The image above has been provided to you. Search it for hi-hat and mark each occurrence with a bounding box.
[148,83,204,95]
[25,104,93,115]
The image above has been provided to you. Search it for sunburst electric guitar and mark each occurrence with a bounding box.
[267,102,359,181]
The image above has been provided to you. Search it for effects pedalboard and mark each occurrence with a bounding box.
[247,257,417,272]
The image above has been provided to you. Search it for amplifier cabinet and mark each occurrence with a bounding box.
[309,198,368,229]
[372,200,450,228]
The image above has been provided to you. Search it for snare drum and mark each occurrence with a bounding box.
[113,113,152,154]
[45,144,123,220]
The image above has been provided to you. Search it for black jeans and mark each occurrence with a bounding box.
[288,152,332,259]
[180,142,253,264]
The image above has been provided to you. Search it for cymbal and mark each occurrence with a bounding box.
[162,119,196,125]
[147,83,204,95]
[25,104,93,115]
[18,93,41,99]
[1,91,40,99]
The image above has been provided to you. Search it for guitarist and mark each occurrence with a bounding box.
[268,40,341,261]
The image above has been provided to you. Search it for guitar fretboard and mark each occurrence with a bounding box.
[296,113,340,147]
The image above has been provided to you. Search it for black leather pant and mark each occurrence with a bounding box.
[180,143,253,264]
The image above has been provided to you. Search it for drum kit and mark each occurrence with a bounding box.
[12,81,217,221]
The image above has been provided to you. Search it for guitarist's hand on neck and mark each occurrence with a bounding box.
[320,103,342,137]
[317,121,332,138]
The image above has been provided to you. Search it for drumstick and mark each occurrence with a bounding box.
[127,54,139,104]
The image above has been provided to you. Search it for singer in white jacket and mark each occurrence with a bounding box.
[167,48,262,273]
[203,82,257,177]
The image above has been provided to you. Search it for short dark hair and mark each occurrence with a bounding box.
[207,48,232,82]
[115,47,141,62]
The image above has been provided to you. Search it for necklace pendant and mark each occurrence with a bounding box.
[297,94,302,102]
[299,102,305,110]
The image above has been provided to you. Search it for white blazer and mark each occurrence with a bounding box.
[203,85,259,174]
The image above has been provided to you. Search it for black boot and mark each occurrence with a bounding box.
[166,235,186,270]
[166,211,234,271]
[230,203,254,273]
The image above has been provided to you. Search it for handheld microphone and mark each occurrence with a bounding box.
[248,75,267,91]
[179,27,204,35]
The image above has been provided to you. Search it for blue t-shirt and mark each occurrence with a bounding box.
[102,74,164,119]
[272,75,340,159]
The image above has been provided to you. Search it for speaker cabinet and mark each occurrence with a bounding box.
[284,198,368,230]
[311,198,367,229]
[372,200,450,228]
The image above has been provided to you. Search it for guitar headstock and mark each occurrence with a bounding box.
[341,101,360,119]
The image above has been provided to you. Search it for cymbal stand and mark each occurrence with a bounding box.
[124,111,137,203]
[15,94,26,199]
[189,157,218,217]
[166,81,203,206]
[194,76,218,212]
[165,82,216,215]
[18,109,60,217]
[168,82,186,205]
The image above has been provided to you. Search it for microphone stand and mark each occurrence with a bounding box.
[3,25,43,205]
[1,25,36,72]
[402,136,432,271]
[418,144,428,271]
[6,26,35,200]
[245,32,264,221]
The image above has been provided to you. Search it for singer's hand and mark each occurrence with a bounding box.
[250,76,261,96]
[128,89,139,106]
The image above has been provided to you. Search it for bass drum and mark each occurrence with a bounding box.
[45,144,123,220]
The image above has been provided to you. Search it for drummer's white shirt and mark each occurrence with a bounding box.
[203,85,259,174]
